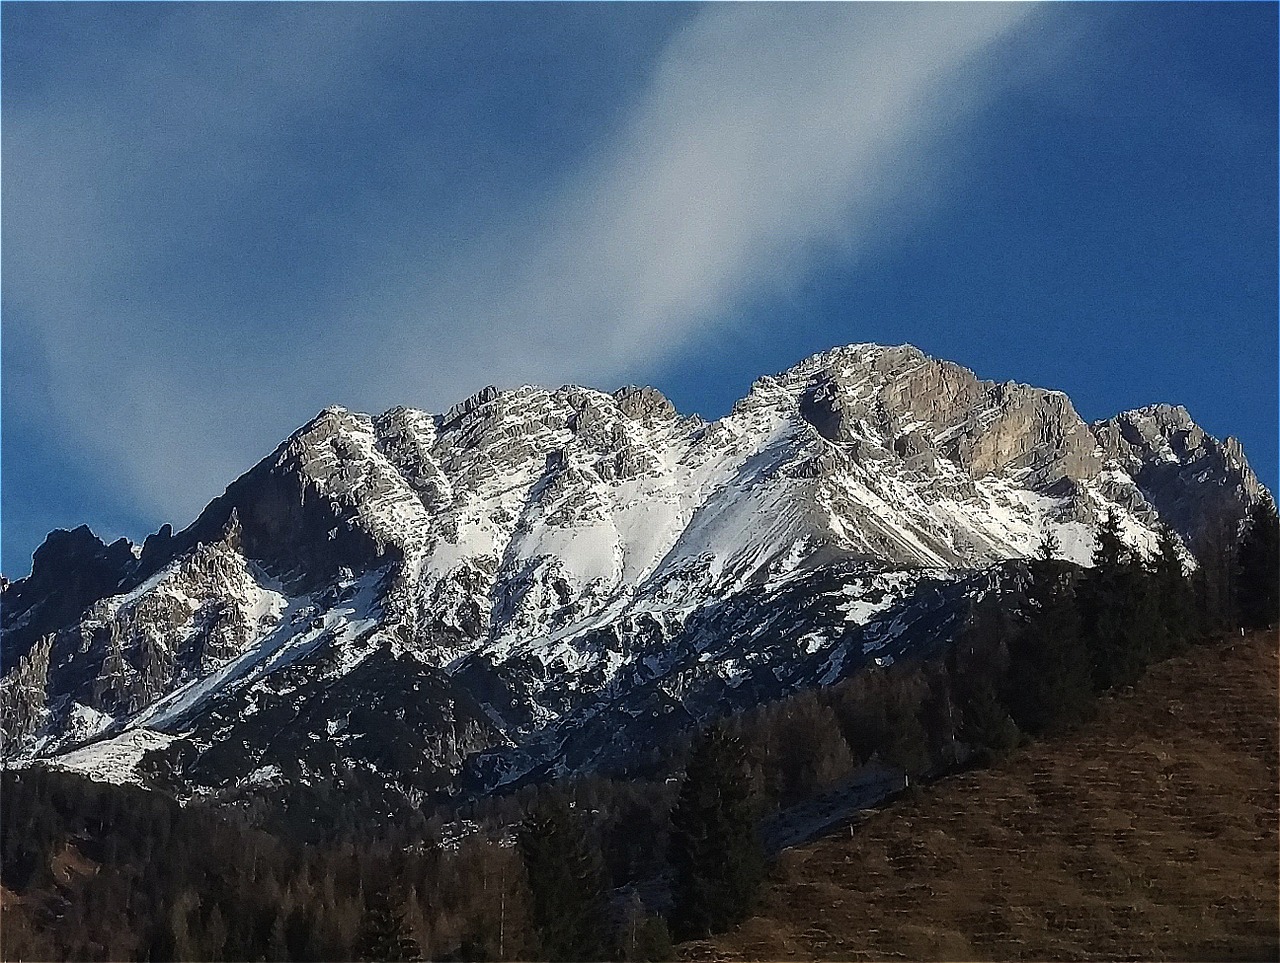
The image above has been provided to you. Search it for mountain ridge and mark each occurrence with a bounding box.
[1,342,1264,811]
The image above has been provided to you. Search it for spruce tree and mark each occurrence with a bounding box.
[1097,508,1131,565]
[1079,510,1153,691]
[951,591,1013,686]
[1005,558,1092,736]
[517,794,611,962]
[354,888,422,962]
[668,722,764,940]
[949,594,1019,764]
[879,689,930,774]
[958,674,1020,763]
[1237,494,1280,629]
[1150,524,1193,655]
[1193,507,1240,631]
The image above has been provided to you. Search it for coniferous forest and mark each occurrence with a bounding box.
[2,500,1277,962]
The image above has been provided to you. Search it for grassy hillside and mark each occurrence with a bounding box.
[681,631,1279,962]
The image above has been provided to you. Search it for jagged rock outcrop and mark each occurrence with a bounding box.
[1092,404,1261,551]
[796,345,1100,486]
[0,343,1264,808]
[613,384,679,423]
[1,526,136,672]
[0,634,53,743]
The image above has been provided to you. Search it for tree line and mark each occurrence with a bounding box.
[2,496,1275,961]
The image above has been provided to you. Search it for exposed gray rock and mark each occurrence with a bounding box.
[793,347,1100,487]
[1,526,136,671]
[1,342,1265,805]
[798,380,846,442]
[613,385,677,423]
[1091,404,1263,553]
[0,633,52,743]
[442,385,500,428]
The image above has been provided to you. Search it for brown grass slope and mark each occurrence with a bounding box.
[682,631,1279,962]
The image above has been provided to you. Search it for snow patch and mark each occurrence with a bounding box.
[49,729,177,786]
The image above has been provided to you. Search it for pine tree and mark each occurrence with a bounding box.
[668,722,764,940]
[879,688,931,774]
[950,593,1020,764]
[1237,494,1280,629]
[1150,524,1193,655]
[1095,509,1132,567]
[1038,531,1061,562]
[1079,510,1154,690]
[958,674,1020,764]
[772,696,855,804]
[517,794,611,962]
[950,591,1013,694]
[619,892,674,961]
[354,888,422,962]
[1193,506,1241,632]
[1006,558,1093,736]
[832,679,929,774]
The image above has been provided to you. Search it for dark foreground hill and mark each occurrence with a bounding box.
[681,630,1279,962]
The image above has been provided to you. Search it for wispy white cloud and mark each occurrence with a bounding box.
[6,3,1043,550]
[359,3,1039,392]
[6,7,410,525]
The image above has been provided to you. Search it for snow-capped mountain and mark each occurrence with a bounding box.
[1,344,1263,805]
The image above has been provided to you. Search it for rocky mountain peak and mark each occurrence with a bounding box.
[778,344,1101,491]
[2,342,1266,801]
[611,384,678,423]
[442,385,501,428]
[32,525,133,573]
[1092,402,1261,550]
[2,526,138,672]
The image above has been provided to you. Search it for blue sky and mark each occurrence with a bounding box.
[4,2,1276,577]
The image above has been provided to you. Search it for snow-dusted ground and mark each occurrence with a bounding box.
[132,568,385,731]
[47,728,178,786]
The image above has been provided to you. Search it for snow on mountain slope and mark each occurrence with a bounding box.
[1,343,1264,800]
[48,728,178,787]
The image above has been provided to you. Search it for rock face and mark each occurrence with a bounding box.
[1,526,137,672]
[1092,404,1262,550]
[0,343,1265,810]
[796,346,1100,486]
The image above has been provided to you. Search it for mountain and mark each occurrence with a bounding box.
[0,343,1263,816]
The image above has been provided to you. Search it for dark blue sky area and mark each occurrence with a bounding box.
[656,4,1277,444]
[4,3,1276,575]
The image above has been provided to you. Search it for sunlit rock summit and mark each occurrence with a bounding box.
[1,344,1262,812]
